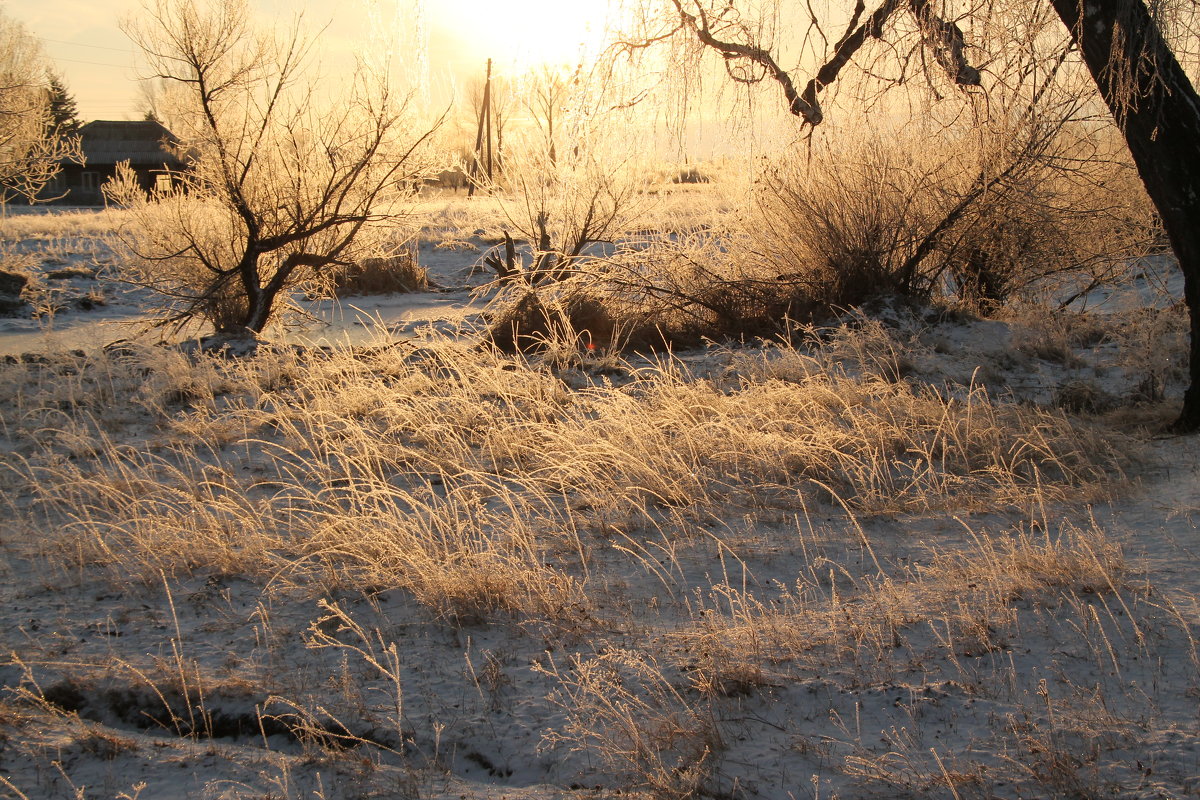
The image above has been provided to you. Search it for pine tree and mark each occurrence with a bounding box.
[46,72,80,136]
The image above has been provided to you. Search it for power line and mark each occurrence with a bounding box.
[52,56,132,69]
[40,37,132,53]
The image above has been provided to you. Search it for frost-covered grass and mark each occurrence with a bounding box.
[0,192,1194,800]
[0,306,1195,799]
[5,330,1124,594]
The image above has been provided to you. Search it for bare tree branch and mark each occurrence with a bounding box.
[113,0,441,335]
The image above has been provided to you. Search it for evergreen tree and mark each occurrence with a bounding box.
[46,72,80,136]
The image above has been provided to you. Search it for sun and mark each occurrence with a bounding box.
[428,0,621,75]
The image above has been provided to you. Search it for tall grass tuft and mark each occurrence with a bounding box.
[4,322,1126,617]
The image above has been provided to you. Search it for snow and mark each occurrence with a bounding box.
[0,209,1197,800]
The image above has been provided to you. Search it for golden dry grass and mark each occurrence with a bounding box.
[3,318,1127,620]
[4,304,1188,800]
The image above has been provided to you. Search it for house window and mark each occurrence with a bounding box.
[80,172,99,191]
[155,174,173,193]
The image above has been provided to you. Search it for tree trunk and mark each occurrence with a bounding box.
[1049,0,1200,431]
[235,251,270,335]
[242,264,285,335]
[242,292,273,335]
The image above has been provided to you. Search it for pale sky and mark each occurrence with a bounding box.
[2,0,621,121]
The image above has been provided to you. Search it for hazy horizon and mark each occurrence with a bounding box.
[5,0,620,122]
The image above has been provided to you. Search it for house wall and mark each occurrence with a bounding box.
[44,162,176,206]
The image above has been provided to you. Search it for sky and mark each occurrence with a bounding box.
[2,0,622,121]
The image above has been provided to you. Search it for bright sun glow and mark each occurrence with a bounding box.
[429,0,619,74]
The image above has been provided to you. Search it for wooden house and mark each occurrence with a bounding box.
[44,120,185,205]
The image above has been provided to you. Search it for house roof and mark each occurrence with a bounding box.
[78,120,185,168]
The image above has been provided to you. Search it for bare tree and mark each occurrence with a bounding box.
[135,76,189,128]
[0,12,81,205]
[1047,0,1200,431]
[642,0,1200,430]
[480,68,652,287]
[522,65,572,166]
[112,0,440,336]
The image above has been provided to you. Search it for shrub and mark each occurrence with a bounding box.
[481,224,792,355]
[331,245,430,297]
[746,123,1152,313]
[485,283,675,355]
[749,141,941,306]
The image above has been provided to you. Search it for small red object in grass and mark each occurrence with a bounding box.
[586,342,596,352]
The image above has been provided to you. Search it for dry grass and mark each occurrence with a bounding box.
[3,324,1128,615]
[669,508,1197,798]
[2,210,1193,797]
[1,326,1194,799]
[1111,303,1189,403]
[538,649,720,799]
[526,228,817,348]
[679,517,1128,686]
[0,207,135,242]
[331,244,430,297]
[0,326,1123,606]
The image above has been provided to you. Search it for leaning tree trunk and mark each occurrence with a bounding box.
[235,251,270,335]
[241,291,274,335]
[1049,0,1200,431]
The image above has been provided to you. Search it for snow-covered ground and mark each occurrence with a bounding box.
[0,208,500,356]
[0,206,1196,800]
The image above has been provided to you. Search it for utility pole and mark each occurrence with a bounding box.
[468,58,493,197]
[484,58,494,182]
